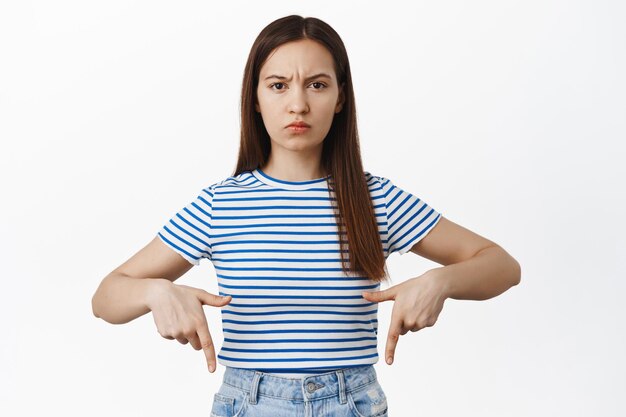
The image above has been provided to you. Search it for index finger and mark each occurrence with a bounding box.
[196,321,217,373]
[385,319,403,365]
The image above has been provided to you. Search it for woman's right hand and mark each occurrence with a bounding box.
[146,280,232,373]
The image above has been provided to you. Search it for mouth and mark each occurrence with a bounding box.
[286,121,311,128]
[287,125,310,134]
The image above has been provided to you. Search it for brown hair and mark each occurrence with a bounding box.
[232,15,389,283]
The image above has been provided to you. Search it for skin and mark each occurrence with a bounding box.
[255,38,344,181]
[91,38,521,375]
[362,221,521,366]
[90,39,345,375]
[91,241,229,373]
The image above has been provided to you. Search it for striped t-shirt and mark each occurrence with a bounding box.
[157,168,442,378]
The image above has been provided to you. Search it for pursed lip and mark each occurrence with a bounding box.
[286,121,311,128]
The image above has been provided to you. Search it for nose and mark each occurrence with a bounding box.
[288,86,309,114]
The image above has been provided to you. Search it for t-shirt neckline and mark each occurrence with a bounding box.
[251,168,330,191]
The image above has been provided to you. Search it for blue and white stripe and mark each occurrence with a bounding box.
[157,168,441,378]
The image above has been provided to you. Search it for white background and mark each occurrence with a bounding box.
[1,1,625,416]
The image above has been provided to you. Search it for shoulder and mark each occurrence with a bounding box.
[364,170,393,193]
[202,170,259,195]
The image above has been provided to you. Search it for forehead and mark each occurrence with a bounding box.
[259,39,336,77]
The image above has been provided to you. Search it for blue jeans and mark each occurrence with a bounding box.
[210,365,389,417]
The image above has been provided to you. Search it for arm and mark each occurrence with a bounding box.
[410,216,521,300]
[92,236,194,324]
[363,215,520,365]
[92,235,230,373]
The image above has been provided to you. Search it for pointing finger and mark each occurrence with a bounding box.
[196,321,217,373]
[385,320,403,365]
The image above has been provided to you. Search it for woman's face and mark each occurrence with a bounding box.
[255,39,344,153]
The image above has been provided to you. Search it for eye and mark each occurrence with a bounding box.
[310,82,327,90]
[269,82,286,91]
[269,81,328,91]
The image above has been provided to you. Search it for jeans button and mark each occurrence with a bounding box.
[307,382,316,392]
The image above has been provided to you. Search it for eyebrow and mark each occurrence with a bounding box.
[263,72,333,82]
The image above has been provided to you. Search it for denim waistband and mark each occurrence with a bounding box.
[222,365,378,403]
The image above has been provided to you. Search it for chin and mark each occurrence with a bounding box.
[276,136,324,150]
[284,143,319,152]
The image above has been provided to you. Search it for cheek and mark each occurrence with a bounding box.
[256,99,274,122]
[261,109,281,129]
[256,90,273,112]
[317,94,339,114]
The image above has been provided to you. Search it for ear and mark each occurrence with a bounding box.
[335,82,345,113]
[255,101,261,113]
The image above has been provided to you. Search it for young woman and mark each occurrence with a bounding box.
[92,15,521,417]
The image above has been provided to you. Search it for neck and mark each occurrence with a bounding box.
[261,146,326,182]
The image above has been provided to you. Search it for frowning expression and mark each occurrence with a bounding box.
[255,39,344,152]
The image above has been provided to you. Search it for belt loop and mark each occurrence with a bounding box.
[249,371,262,404]
[336,369,347,404]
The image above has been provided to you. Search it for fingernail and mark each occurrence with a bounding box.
[386,357,393,365]
[209,364,215,372]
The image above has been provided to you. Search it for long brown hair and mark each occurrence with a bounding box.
[233,15,389,283]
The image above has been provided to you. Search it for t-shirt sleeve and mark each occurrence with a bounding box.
[156,185,215,265]
[377,176,442,256]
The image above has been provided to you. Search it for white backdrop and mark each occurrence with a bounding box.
[1,1,625,416]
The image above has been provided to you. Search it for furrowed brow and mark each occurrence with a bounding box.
[263,72,332,82]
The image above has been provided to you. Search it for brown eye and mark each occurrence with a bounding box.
[311,82,327,89]
[270,82,285,90]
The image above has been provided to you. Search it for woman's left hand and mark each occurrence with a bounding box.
[362,271,449,366]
